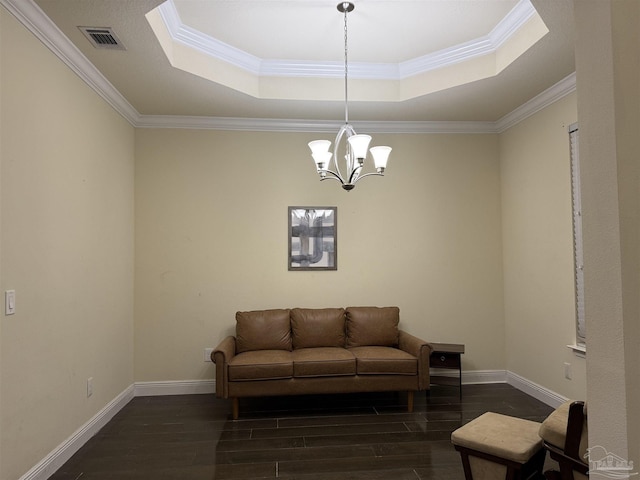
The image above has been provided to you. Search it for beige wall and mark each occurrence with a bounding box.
[0,2,599,478]
[500,93,586,399]
[0,11,135,480]
[574,0,640,465]
[0,7,3,478]
[134,129,505,381]
[500,92,586,401]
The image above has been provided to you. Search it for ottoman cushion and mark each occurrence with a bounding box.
[538,400,572,450]
[539,400,589,464]
[451,412,543,464]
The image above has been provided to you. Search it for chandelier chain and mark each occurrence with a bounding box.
[343,5,349,124]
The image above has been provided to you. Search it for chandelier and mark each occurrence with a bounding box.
[308,2,391,192]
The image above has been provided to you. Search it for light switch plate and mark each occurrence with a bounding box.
[5,290,15,315]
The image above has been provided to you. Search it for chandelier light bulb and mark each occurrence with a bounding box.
[347,134,372,161]
[308,140,331,155]
[312,151,333,172]
[370,146,392,172]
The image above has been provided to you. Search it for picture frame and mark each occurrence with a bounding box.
[288,207,337,271]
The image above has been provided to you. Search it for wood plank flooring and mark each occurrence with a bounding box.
[48,384,557,480]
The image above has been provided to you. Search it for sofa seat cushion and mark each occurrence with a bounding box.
[349,346,417,375]
[292,347,356,378]
[228,350,293,381]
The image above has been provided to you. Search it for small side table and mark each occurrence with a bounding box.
[428,342,465,398]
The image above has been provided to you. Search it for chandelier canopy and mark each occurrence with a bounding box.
[308,2,391,192]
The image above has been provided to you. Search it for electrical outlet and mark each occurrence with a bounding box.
[87,377,93,397]
[564,362,572,380]
[204,348,214,362]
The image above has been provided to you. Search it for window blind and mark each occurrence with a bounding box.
[569,124,586,346]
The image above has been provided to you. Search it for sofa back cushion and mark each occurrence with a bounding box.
[291,308,346,349]
[346,306,400,348]
[236,309,292,353]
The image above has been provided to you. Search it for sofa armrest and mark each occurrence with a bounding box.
[213,336,236,399]
[399,330,432,390]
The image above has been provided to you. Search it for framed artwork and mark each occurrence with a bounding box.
[288,207,337,271]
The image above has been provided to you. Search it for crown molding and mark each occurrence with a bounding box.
[495,72,577,132]
[157,0,400,80]
[1,0,141,125]
[158,0,263,74]
[136,72,578,133]
[401,0,537,78]
[3,0,575,134]
[157,0,538,81]
[136,115,498,134]
[490,0,537,47]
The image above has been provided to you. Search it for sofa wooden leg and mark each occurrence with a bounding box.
[232,397,239,420]
[407,391,414,413]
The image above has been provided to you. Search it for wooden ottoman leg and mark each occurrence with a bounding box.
[407,391,414,413]
[232,397,239,420]
[526,448,546,478]
[458,449,474,480]
[455,445,520,480]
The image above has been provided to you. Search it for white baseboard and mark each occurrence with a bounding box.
[506,371,568,408]
[462,369,507,384]
[130,374,567,409]
[452,369,566,408]
[21,372,565,480]
[19,385,135,480]
[134,379,216,396]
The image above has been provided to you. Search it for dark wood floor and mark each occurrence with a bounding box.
[49,384,557,480]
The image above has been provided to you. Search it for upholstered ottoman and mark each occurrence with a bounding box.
[451,412,545,480]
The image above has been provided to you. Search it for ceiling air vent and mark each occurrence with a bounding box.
[79,27,125,50]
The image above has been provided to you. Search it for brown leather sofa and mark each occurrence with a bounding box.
[212,306,432,419]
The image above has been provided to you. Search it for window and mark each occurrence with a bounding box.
[569,124,586,347]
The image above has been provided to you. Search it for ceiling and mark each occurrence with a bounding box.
[12,0,575,129]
